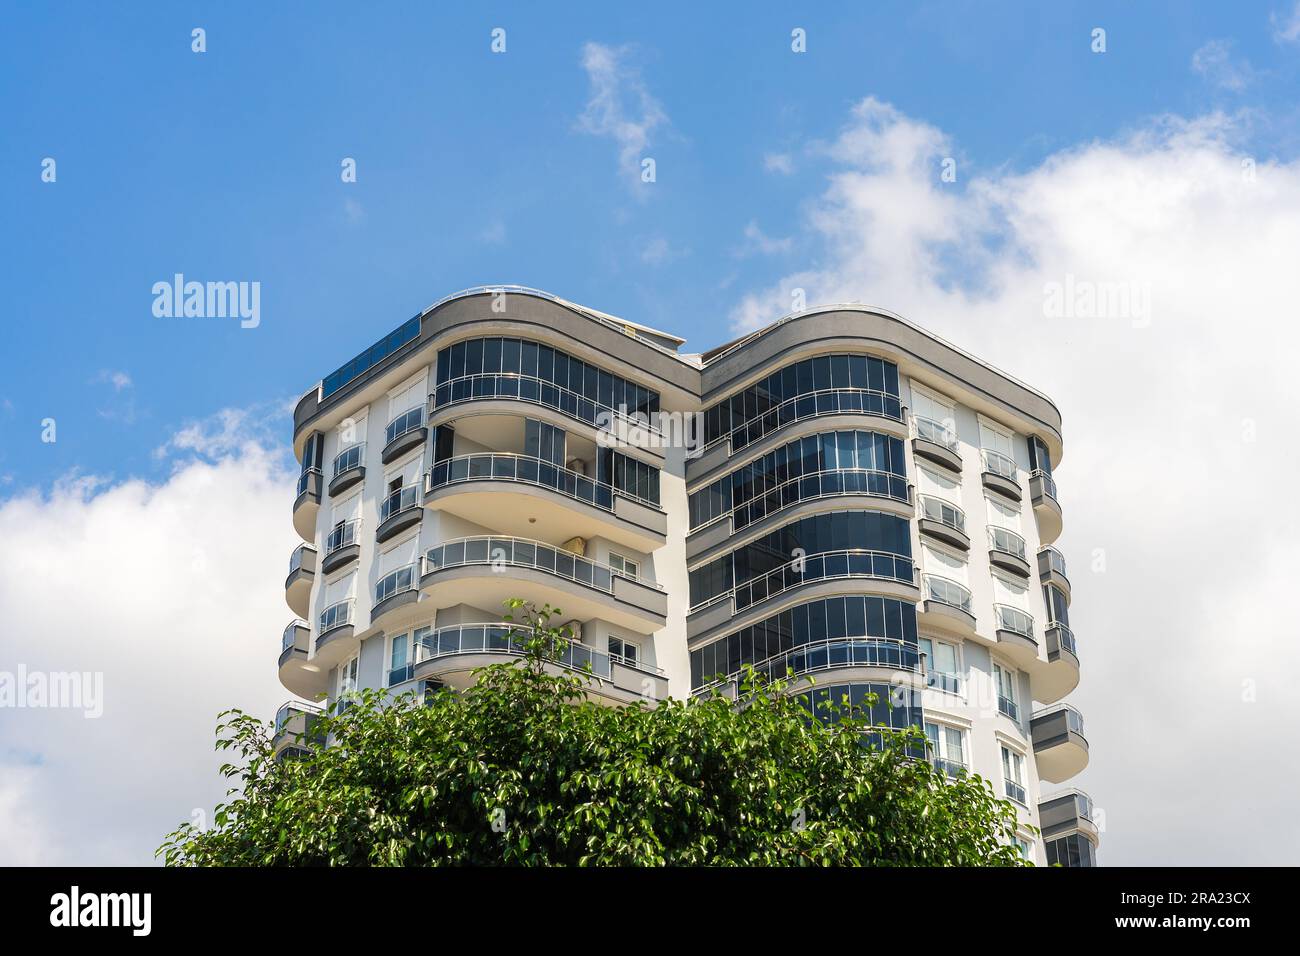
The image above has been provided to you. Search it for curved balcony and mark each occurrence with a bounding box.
[278,620,327,699]
[329,443,366,497]
[918,574,977,635]
[376,485,421,543]
[1038,789,1100,856]
[693,637,923,700]
[980,449,1021,502]
[1031,703,1089,782]
[917,496,969,551]
[412,623,669,704]
[1029,469,1063,544]
[272,701,325,757]
[1035,621,1080,703]
[687,549,917,642]
[420,536,666,634]
[432,373,666,461]
[987,526,1030,578]
[292,468,322,542]
[993,604,1038,669]
[382,407,427,464]
[315,598,357,669]
[1037,546,1071,601]
[425,453,667,552]
[688,467,913,560]
[912,416,962,473]
[284,544,316,619]
[321,519,361,574]
[373,563,421,630]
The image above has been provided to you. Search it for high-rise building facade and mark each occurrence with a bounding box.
[276,286,1098,866]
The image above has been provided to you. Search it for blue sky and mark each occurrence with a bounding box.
[3,1,1297,488]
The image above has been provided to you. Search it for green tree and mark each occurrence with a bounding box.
[160,601,1031,866]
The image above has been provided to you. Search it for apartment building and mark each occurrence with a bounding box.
[275,285,1098,866]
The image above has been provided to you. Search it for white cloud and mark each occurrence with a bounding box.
[1191,39,1253,92]
[92,370,133,392]
[737,220,793,258]
[0,414,297,864]
[1271,2,1300,43]
[577,42,668,183]
[639,236,687,265]
[764,152,794,175]
[728,97,1300,864]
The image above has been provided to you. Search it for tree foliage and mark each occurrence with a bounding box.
[160,601,1030,866]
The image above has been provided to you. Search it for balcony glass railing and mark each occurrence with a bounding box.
[914,416,958,452]
[1033,703,1086,739]
[296,467,321,497]
[288,544,314,574]
[1039,545,1068,578]
[926,669,964,695]
[385,406,425,446]
[982,449,1018,480]
[719,388,906,452]
[932,756,968,779]
[919,495,965,534]
[319,599,354,633]
[375,563,418,605]
[427,453,660,511]
[274,701,323,736]
[423,535,662,595]
[412,623,664,679]
[332,443,365,478]
[998,695,1020,722]
[379,485,419,523]
[694,549,913,615]
[434,373,663,437]
[1047,621,1077,657]
[321,316,420,399]
[994,604,1035,639]
[1004,778,1027,805]
[282,620,307,653]
[988,526,1027,560]
[1030,468,1057,499]
[923,575,973,614]
[695,637,921,694]
[325,519,359,556]
[733,468,909,531]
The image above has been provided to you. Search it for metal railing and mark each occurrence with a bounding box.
[926,669,964,695]
[282,620,307,653]
[423,535,663,594]
[379,485,420,523]
[988,526,1027,560]
[427,452,660,511]
[375,563,418,604]
[918,495,965,534]
[732,467,910,530]
[1004,778,1027,805]
[923,574,973,614]
[693,549,915,615]
[288,544,315,575]
[433,372,663,436]
[1039,545,1068,578]
[332,443,365,477]
[998,695,1020,722]
[274,700,323,735]
[994,604,1035,639]
[296,467,321,497]
[694,637,922,695]
[1033,702,1086,739]
[711,387,906,452]
[932,756,968,779]
[914,416,958,451]
[1047,621,1077,657]
[1030,468,1057,499]
[982,449,1018,480]
[385,406,425,446]
[413,623,665,678]
[319,598,355,633]
[325,519,359,556]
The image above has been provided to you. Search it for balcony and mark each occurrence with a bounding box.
[918,574,978,635]
[292,468,322,541]
[694,637,923,700]
[412,623,669,705]
[917,496,969,551]
[987,526,1030,578]
[912,416,962,473]
[1037,546,1071,601]
[1029,469,1063,544]
[382,406,428,464]
[997,694,1020,723]
[272,700,325,757]
[687,549,917,642]
[373,563,421,629]
[284,544,316,619]
[278,620,327,699]
[1003,778,1027,806]
[1031,704,1089,782]
[420,536,666,634]
[1038,789,1100,856]
[321,519,361,574]
[376,485,421,543]
[980,449,1022,502]
[315,598,357,668]
[1036,621,1081,703]
[329,443,366,497]
[931,756,968,779]
[993,604,1038,669]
